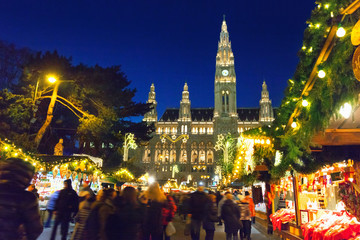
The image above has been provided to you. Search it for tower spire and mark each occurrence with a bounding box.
[144,83,157,122]
[179,82,191,121]
[259,80,274,124]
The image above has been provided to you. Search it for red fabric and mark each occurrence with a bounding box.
[270,209,295,231]
[162,195,177,226]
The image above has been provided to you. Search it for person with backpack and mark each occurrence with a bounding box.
[188,186,208,240]
[84,188,115,240]
[0,158,43,240]
[50,179,79,240]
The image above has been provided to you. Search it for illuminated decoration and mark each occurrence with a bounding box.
[113,168,134,181]
[160,133,189,143]
[302,99,309,107]
[339,102,352,119]
[318,70,326,78]
[148,176,155,184]
[0,138,44,170]
[291,121,298,128]
[123,133,137,162]
[336,26,346,38]
[172,164,179,178]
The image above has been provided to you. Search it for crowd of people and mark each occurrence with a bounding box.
[0,158,256,240]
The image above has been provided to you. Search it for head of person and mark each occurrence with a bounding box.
[0,158,35,189]
[96,188,113,202]
[28,184,35,191]
[197,186,204,192]
[147,182,166,203]
[208,194,216,203]
[107,188,116,200]
[122,186,138,206]
[245,191,250,196]
[64,179,73,189]
[79,190,91,200]
[225,192,233,200]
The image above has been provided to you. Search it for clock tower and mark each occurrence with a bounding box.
[214,16,238,135]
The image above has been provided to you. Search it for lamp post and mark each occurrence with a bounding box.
[34,76,60,148]
[123,133,137,162]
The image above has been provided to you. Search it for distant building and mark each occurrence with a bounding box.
[139,18,275,186]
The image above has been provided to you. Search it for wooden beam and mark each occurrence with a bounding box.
[313,130,360,146]
[341,0,360,15]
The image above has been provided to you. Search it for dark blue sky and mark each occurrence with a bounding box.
[0,0,315,118]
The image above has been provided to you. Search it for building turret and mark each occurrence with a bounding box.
[259,81,274,124]
[179,82,191,122]
[214,16,238,135]
[144,83,157,122]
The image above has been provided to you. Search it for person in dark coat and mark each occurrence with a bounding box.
[202,194,218,240]
[50,179,79,240]
[0,158,43,240]
[221,193,241,240]
[107,186,146,240]
[71,191,92,240]
[215,191,223,226]
[189,186,208,240]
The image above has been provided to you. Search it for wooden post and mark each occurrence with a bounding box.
[292,172,301,226]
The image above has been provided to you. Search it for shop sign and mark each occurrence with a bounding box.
[300,210,309,224]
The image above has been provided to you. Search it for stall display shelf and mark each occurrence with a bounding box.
[270,208,296,231]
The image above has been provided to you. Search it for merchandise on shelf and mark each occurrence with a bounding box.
[270,208,296,231]
[301,210,360,240]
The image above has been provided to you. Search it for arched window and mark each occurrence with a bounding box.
[207,150,214,164]
[143,147,151,163]
[199,150,206,164]
[170,150,176,163]
[180,150,187,164]
[191,150,198,163]
[155,150,162,164]
[222,90,230,113]
[163,150,169,164]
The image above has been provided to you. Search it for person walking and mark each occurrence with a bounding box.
[221,193,241,240]
[202,194,218,240]
[84,188,115,240]
[0,158,43,240]
[215,191,223,226]
[71,191,92,240]
[188,186,208,240]
[44,190,60,228]
[50,179,79,240]
[217,191,229,227]
[107,186,146,240]
[239,191,254,240]
[162,193,177,240]
[143,183,167,240]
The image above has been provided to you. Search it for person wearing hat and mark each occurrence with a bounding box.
[0,158,43,240]
[50,179,79,240]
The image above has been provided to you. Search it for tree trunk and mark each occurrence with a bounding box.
[34,82,59,148]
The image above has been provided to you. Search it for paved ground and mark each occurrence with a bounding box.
[38,215,278,240]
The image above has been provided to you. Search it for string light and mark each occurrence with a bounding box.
[302,99,309,107]
[291,122,298,128]
[340,103,352,119]
[318,70,326,78]
[336,26,346,38]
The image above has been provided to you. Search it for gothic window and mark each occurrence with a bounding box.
[222,90,230,113]
[180,150,187,164]
[163,150,169,164]
[207,127,213,134]
[155,142,161,149]
[191,150,198,163]
[172,127,177,134]
[155,150,161,164]
[199,150,206,164]
[207,150,214,164]
[191,142,197,149]
[143,148,151,163]
[170,150,176,163]
[199,142,205,149]
[184,125,188,133]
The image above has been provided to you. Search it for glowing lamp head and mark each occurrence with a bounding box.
[340,103,352,119]
[336,27,346,38]
[148,176,155,184]
[318,70,326,78]
[47,76,57,83]
[291,122,297,128]
[302,99,309,107]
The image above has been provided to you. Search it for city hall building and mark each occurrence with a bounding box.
[138,18,275,186]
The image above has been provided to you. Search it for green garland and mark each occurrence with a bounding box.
[271,0,360,178]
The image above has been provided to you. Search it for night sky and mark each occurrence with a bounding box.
[0,0,315,119]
